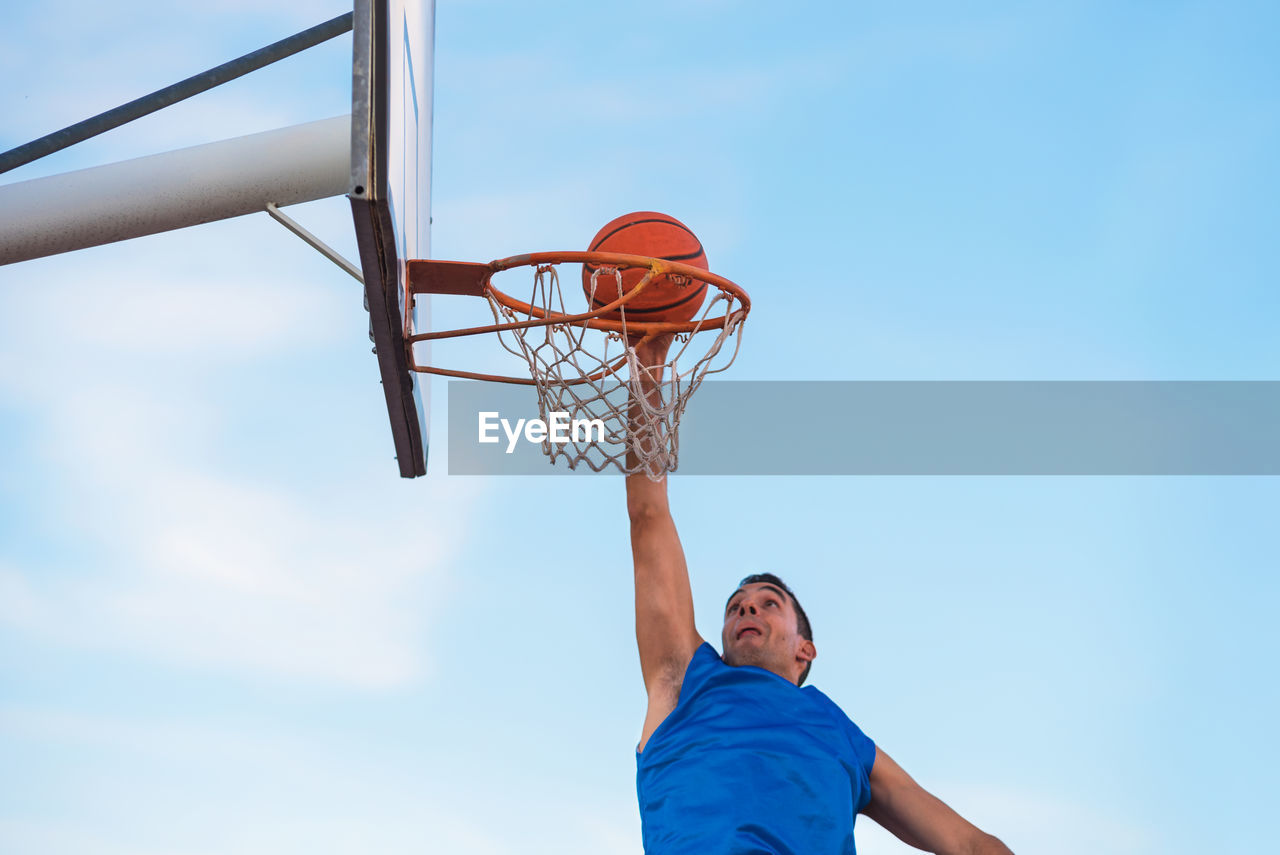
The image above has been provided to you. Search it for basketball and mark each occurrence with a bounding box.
[582,211,709,323]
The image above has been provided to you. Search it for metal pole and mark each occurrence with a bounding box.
[0,12,354,176]
[0,117,349,266]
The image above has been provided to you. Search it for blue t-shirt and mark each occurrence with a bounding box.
[636,643,876,855]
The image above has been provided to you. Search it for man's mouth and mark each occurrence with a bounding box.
[736,626,762,639]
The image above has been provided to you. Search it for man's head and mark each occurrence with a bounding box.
[721,573,815,686]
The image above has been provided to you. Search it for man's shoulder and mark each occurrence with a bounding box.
[680,641,728,679]
[802,684,860,724]
[801,684,876,773]
[800,683,839,706]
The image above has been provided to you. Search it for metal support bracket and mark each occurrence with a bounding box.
[266,202,364,285]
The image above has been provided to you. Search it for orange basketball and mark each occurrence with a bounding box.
[582,211,709,323]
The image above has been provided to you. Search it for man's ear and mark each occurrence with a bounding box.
[798,639,816,665]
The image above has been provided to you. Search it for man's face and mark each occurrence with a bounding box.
[721,582,815,684]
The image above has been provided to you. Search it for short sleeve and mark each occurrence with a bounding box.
[843,717,876,780]
[804,686,877,812]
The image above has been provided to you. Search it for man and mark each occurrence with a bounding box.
[627,335,1013,855]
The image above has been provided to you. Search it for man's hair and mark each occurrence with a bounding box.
[733,573,814,686]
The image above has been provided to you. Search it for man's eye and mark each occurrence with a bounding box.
[766,600,778,607]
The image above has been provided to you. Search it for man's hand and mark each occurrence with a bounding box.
[862,748,1014,855]
[631,332,675,372]
[627,332,676,457]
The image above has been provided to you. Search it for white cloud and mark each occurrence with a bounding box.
[0,206,481,691]
[0,719,511,855]
[0,430,476,691]
[957,784,1156,855]
[0,388,477,687]
[0,701,637,855]
[0,562,44,631]
[855,783,1158,855]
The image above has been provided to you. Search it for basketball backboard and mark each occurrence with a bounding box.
[350,0,434,477]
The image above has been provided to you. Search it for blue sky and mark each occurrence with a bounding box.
[1,1,1277,853]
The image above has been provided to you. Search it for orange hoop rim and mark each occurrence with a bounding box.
[402,250,750,385]
[409,251,749,343]
[488,250,749,335]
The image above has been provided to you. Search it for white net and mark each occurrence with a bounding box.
[485,262,747,480]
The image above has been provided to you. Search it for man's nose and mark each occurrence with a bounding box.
[738,604,757,615]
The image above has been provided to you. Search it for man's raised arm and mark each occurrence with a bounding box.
[628,336,703,751]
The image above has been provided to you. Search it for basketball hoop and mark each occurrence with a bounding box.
[405,251,750,478]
